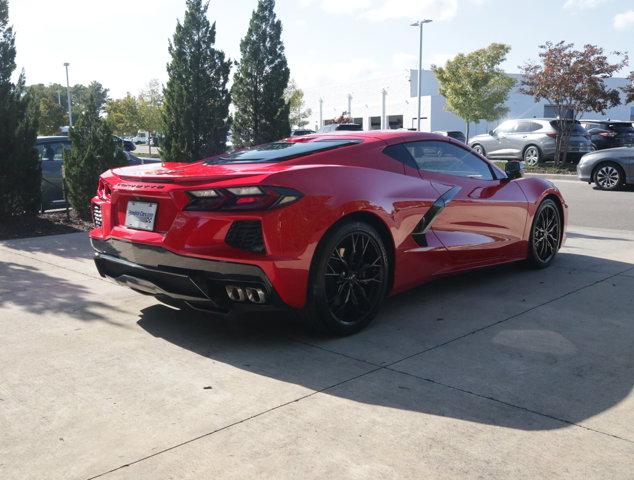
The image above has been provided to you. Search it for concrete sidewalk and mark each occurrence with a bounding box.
[1,227,633,479]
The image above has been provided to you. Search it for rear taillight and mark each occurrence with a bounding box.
[599,131,617,138]
[185,186,303,212]
[546,132,557,139]
[97,178,112,200]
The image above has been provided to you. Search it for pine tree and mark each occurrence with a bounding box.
[0,0,40,218]
[64,94,127,220]
[232,0,290,148]
[162,0,231,163]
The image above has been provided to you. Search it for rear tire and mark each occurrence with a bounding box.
[302,221,389,335]
[523,145,541,167]
[593,162,623,191]
[527,199,561,269]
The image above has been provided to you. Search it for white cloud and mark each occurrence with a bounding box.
[300,0,372,15]
[363,0,459,22]
[301,0,460,22]
[563,0,607,10]
[293,57,382,90]
[392,52,417,70]
[614,10,634,30]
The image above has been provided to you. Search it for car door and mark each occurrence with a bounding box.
[487,120,516,158]
[403,140,529,270]
[37,140,70,210]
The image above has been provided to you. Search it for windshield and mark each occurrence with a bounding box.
[205,139,360,164]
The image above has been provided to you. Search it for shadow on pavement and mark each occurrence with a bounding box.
[0,231,92,261]
[0,261,124,324]
[136,252,633,432]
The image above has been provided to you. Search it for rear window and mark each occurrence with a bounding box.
[550,120,586,134]
[205,140,360,164]
[336,124,363,131]
[609,123,634,133]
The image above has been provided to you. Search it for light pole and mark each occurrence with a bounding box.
[347,93,352,119]
[63,62,72,128]
[411,19,432,131]
[319,98,323,128]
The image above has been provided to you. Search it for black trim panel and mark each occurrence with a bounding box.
[91,238,266,280]
[412,186,461,246]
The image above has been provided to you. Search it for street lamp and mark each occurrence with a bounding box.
[411,19,432,132]
[64,62,72,128]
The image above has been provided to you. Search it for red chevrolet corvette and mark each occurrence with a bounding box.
[90,131,567,334]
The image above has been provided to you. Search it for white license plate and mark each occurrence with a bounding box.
[125,201,158,231]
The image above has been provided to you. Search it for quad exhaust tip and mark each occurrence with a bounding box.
[225,285,266,304]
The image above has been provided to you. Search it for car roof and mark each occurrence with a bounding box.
[580,119,631,124]
[289,130,456,146]
[37,136,69,143]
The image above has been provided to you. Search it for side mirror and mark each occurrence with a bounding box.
[488,130,495,136]
[504,160,524,180]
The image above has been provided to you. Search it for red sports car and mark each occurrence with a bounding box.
[89,131,567,335]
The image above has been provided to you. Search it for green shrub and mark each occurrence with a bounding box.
[64,96,127,220]
[0,0,40,219]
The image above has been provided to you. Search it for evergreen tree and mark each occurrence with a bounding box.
[232,0,290,148]
[0,0,40,218]
[64,94,127,220]
[162,0,231,163]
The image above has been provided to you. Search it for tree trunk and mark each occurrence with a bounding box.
[466,121,470,141]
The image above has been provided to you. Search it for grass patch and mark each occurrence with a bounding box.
[492,161,577,175]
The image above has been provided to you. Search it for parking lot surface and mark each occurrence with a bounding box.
[1,181,633,479]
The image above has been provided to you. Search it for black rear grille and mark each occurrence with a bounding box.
[225,220,265,253]
[93,204,102,227]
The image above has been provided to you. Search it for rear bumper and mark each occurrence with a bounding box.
[91,238,290,314]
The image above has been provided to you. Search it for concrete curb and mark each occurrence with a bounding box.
[525,172,579,181]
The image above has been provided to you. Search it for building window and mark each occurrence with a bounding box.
[353,117,363,126]
[369,116,381,130]
[544,105,574,119]
[388,115,403,129]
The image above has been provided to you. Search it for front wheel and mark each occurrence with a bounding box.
[303,221,389,335]
[472,144,485,156]
[527,199,561,269]
[523,145,541,167]
[593,162,623,191]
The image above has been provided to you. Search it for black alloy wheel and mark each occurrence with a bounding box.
[304,221,389,335]
[528,199,561,268]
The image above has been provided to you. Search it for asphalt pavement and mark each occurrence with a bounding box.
[1,176,633,479]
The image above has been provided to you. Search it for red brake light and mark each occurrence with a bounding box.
[185,186,303,212]
[546,132,557,139]
[97,178,112,200]
[599,131,616,138]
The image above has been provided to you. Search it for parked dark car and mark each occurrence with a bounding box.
[433,130,466,143]
[577,147,634,190]
[317,123,363,133]
[290,129,316,136]
[579,120,634,151]
[114,136,136,152]
[37,136,159,211]
[468,118,592,166]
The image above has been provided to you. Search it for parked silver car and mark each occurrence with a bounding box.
[469,119,593,166]
[577,147,634,190]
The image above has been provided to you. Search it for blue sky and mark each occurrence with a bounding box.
[8,0,634,98]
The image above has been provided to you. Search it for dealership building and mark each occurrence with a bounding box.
[303,69,634,136]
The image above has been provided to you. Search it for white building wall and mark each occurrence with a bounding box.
[303,69,633,137]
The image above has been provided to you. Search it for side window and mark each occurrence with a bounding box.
[37,142,68,162]
[404,141,494,180]
[495,120,515,135]
[516,121,542,133]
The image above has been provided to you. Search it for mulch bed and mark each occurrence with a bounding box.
[0,210,92,241]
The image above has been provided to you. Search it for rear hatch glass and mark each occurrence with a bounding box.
[550,121,587,136]
[205,139,360,165]
[609,123,634,133]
